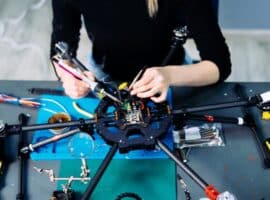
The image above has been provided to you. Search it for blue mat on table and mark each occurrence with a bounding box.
[31,90,174,160]
[31,91,177,200]
[57,159,177,200]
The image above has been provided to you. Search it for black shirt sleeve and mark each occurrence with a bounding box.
[50,0,82,57]
[182,0,232,82]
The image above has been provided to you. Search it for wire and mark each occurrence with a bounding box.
[41,108,57,115]
[0,93,41,108]
[72,102,94,118]
[41,98,68,113]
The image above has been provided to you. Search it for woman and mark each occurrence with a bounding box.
[51,0,231,102]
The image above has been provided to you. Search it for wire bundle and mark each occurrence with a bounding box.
[0,93,41,108]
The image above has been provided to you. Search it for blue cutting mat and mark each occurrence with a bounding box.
[31,90,173,160]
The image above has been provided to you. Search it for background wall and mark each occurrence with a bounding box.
[0,0,91,81]
[219,0,270,29]
[0,0,269,81]
[0,0,55,80]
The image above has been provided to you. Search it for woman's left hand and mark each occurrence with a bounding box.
[130,67,170,103]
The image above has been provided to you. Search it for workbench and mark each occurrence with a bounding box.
[0,80,270,200]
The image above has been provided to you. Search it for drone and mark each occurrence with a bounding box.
[1,28,270,200]
[1,76,270,200]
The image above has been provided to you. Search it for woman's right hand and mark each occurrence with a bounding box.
[54,60,95,98]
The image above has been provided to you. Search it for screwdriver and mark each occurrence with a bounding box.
[53,58,123,105]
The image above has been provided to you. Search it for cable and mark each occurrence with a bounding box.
[72,102,94,118]
[41,98,68,113]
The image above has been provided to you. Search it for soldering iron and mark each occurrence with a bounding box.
[53,42,123,105]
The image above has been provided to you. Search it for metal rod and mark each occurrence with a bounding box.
[5,118,99,134]
[185,114,245,125]
[156,139,208,189]
[81,144,118,200]
[172,100,252,115]
[20,128,80,154]
[16,113,30,200]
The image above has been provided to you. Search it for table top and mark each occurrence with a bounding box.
[0,80,270,200]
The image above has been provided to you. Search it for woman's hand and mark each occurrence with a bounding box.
[130,61,220,103]
[54,60,95,98]
[130,67,170,103]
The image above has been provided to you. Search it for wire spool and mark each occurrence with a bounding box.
[48,112,71,135]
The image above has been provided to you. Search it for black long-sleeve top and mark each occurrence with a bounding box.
[50,0,231,81]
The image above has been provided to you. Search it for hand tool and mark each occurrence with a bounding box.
[52,56,123,105]
[128,66,147,91]
[53,42,122,104]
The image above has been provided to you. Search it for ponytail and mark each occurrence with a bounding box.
[147,0,158,17]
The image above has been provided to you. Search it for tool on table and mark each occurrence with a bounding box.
[34,157,91,200]
[173,124,225,149]
[0,93,41,108]
[20,128,80,154]
[33,159,90,184]
[28,88,65,96]
[7,86,270,199]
